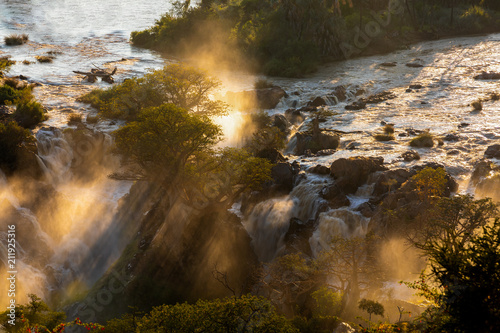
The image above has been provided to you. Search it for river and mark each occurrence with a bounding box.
[1,0,500,311]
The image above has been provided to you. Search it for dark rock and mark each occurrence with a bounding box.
[271,114,291,133]
[405,89,413,93]
[316,149,337,156]
[285,109,304,124]
[308,96,327,107]
[272,162,294,191]
[373,168,412,197]
[284,218,315,256]
[458,122,469,128]
[295,131,339,155]
[345,101,366,110]
[358,91,397,104]
[224,86,287,110]
[346,141,361,150]
[330,156,386,194]
[471,160,494,185]
[485,144,500,159]
[309,164,330,175]
[406,62,424,68]
[474,71,500,80]
[330,85,347,102]
[357,202,376,218]
[318,132,340,150]
[380,62,397,67]
[447,149,460,155]
[401,150,420,162]
[298,105,318,112]
[256,148,287,164]
[444,133,461,141]
[320,184,351,208]
[409,84,423,89]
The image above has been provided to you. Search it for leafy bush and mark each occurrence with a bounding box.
[0,120,34,172]
[4,34,28,46]
[86,114,99,124]
[374,133,395,141]
[68,113,83,123]
[0,84,20,104]
[383,124,395,134]
[13,99,47,128]
[409,132,434,147]
[472,99,483,111]
[35,55,54,63]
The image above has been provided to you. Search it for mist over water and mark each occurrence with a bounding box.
[1,0,500,314]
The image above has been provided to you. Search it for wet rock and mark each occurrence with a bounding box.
[224,86,287,110]
[295,131,340,155]
[330,156,387,194]
[401,150,420,162]
[309,164,330,175]
[330,85,347,102]
[297,105,318,112]
[284,218,315,256]
[320,184,351,208]
[409,84,423,89]
[345,101,366,110]
[474,71,500,80]
[447,149,460,155]
[360,91,397,104]
[357,201,376,218]
[316,149,337,156]
[485,144,500,159]
[405,88,413,93]
[271,162,294,191]
[406,62,424,68]
[471,160,494,185]
[256,148,287,164]
[380,62,397,67]
[285,108,304,124]
[373,168,412,197]
[271,114,291,133]
[346,141,361,150]
[458,122,470,128]
[318,132,340,150]
[308,96,327,107]
[444,133,461,141]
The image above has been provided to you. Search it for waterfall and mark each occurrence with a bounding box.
[243,176,328,262]
[0,127,133,306]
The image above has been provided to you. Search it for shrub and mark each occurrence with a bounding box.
[410,132,434,147]
[0,84,20,104]
[4,34,29,46]
[374,133,395,141]
[383,124,394,134]
[68,113,83,123]
[0,120,34,172]
[471,99,483,111]
[13,99,47,128]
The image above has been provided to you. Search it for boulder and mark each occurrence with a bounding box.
[380,62,397,67]
[317,132,340,150]
[330,156,387,194]
[474,71,500,80]
[256,87,287,109]
[320,183,351,208]
[256,148,287,164]
[406,62,424,68]
[308,96,327,107]
[361,91,397,104]
[444,133,461,141]
[271,114,291,133]
[309,164,330,175]
[409,84,423,89]
[284,218,315,256]
[372,168,412,197]
[294,131,340,155]
[401,150,420,162]
[470,160,494,185]
[330,85,347,102]
[271,162,295,191]
[284,108,304,124]
[484,144,500,159]
[345,101,366,110]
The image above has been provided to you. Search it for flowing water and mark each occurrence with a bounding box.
[1,0,500,309]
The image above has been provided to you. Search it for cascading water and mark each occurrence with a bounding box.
[0,128,133,306]
[243,175,329,261]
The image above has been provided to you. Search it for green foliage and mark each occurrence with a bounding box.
[114,103,222,182]
[246,126,287,154]
[68,113,82,123]
[4,34,28,46]
[358,299,385,321]
[472,99,483,111]
[0,57,15,76]
[373,133,395,141]
[411,166,447,201]
[13,98,46,128]
[115,295,298,332]
[409,132,434,148]
[0,120,34,173]
[79,63,227,120]
[383,124,394,134]
[0,84,20,104]
[311,287,343,317]
[86,114,99,124]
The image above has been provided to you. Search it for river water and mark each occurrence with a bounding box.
[1,0,500,310]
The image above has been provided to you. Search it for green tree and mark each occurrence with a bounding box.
[358,299,384,324]
[0,120,35,173]
[405,196,500,332]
